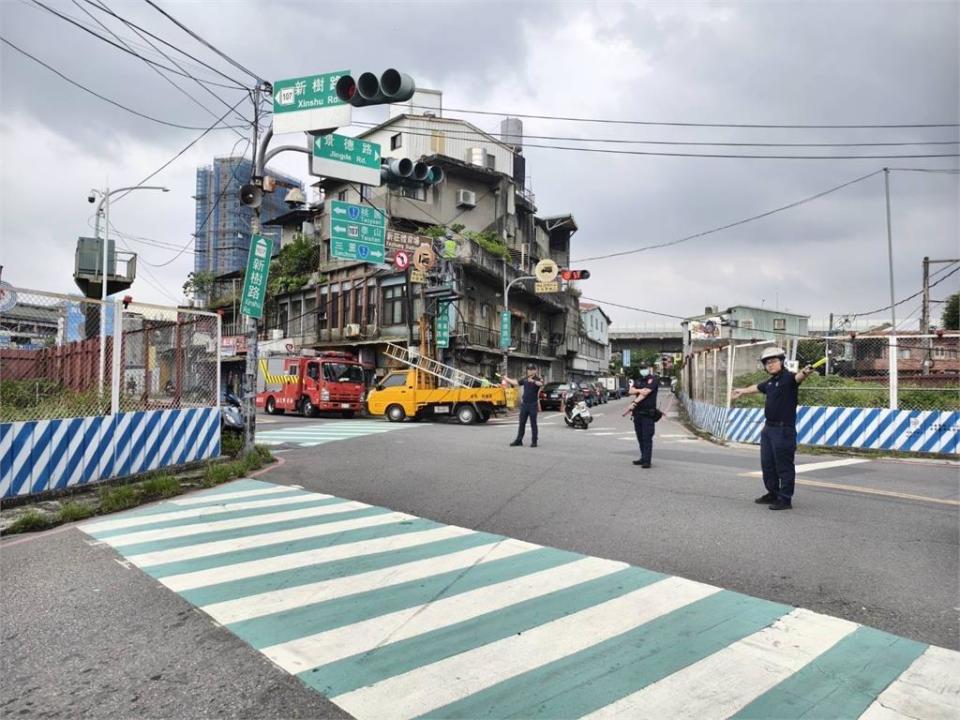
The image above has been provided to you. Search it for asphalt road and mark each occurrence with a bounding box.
[2,394,956,719]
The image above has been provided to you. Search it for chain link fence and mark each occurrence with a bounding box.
[685,334,960,412]
[1,288,220,422]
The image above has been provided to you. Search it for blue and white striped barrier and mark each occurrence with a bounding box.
[0,407,220,499]
[683,394,959,455]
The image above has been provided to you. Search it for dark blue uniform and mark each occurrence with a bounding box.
[515,378,540,445]
[758,370,799,503]
[632,375,660,465]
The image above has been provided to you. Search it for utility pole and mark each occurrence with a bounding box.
[243,88,262,451]
[921,256,930,375]
[826,312,833,376]
[883,168,898,409]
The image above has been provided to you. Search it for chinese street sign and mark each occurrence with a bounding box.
[535,281,560,293]
[386,229,427,254]
[435,300,451,349]
[311,133,381,185]
[329,200,386,264]
[622,349,631,367]
[410,269,427,284]
[500,311,511,350]
[240,234,274,319]
[273,71,351,134]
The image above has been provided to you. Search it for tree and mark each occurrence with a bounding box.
[182,271,216,303]
[267,234,320,296]
[942,292,959,330]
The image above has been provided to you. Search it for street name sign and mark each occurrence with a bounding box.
[436,300,451,348]
[273,71,351,134]
[311,133,381,185]
[386,229,426,254]
[500,311,511,349]
[240,234,274,319]
[330,201,386,263]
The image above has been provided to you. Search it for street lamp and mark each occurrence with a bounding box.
[89,185,169,399]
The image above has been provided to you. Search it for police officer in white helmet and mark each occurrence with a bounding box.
[731,347,815,510]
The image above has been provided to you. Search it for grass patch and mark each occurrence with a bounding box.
[7,510,54,534]
[139,475,181,501]
[221,430,244,457]
[241,451,263,473]
[255,444,274,462]
[203,462,240,487]
[98,484,139,514]
[58,502,97,523]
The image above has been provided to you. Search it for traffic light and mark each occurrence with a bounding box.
[380,157,445,188]
[335,69,415,107]
[560,269,591,281]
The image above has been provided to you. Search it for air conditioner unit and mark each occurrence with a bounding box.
[530,321,539,336]
[269,329,283,340]
[456,189,477,208]
[345,323,362,338]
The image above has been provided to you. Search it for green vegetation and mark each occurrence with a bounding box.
[58,502,97,523]
[268,234,320,296]
[943,292,959,330]
[98,484,139,513]
[221,430,244,457]
[139,475,181,501]
[7,510,54,534]
[0,379,145,422]
[424,224,511,260]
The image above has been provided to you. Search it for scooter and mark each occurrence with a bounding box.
[562,391,593,430]
[221,391,244,432]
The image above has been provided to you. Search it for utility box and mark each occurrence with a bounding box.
[74,236,137,299]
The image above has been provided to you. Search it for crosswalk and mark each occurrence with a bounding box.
[79,479,959,720]
[255,419,422,447]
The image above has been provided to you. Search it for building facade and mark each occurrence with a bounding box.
[571,303,612,380]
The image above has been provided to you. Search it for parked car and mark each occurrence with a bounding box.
[540,382,572,410]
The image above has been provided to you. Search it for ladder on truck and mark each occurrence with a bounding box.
[384,343,487,388]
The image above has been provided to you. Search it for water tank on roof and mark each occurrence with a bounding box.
[500,117,523,149]
[466,147,488,167]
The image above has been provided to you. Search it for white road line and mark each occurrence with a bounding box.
[82,491,333,534]
[582,608,858,720]
[124,511,415,568]
[859,645,960,720]
[332,576,719,719]
[742,458,870,478]
[166,485,300,506]
[200,538,538,626]
[101,500,369,547]
[161,525,476,592]
[263,556,628,673]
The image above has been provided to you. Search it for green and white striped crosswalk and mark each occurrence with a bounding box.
[255,420,422,447]
[80,479,959,720]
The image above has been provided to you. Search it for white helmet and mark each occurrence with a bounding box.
[760,347,786,361]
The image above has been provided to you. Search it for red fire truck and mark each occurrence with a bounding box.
[256,351,366,418]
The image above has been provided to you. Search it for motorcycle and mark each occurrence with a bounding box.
[562,391,593,430]
[221,391,244,432]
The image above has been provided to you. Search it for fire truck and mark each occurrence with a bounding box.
[256,351,365,418]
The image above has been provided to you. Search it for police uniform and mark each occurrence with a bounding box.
[513,377,540,446]
[758,370,799,504]
[632,373,660,466]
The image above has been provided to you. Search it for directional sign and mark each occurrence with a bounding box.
[273,71,352,134]
[329,200,386,264]
[311,133,381,185]
[240,234,274,319]
[413,243,436,272]
[435,300,452,349]
[500,311,512,350]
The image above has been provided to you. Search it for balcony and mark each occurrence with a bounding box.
[454,322,558,358]
[459,240,568,313]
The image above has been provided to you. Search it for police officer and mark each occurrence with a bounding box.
[732,347,815,510]
[503,364,543,448]
[627,361,660,468]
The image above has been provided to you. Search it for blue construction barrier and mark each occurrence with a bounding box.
[0,407,220,499]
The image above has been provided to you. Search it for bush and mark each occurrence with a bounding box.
[241,451,263,473]
[203,463,236,487]
[98,485,139,513]
[139,475,181,501]
[221,430,244,457]
[255,445,273,462]
[58,502,96,523]
[7,510,53,534]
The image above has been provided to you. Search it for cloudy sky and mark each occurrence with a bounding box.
[1,0,957,329]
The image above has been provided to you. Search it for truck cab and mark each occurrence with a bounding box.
[366,368,517,424]
[256,351,365,418]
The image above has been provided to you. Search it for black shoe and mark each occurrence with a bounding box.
[769,500,793,511]
[641,463,651,469]
[754,493,777,504]
[530,442,538,448]
[510,440,522,447]
[632,459,644,465]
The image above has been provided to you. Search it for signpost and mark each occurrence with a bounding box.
[240,234,274,319]
[311,133,381,185]
[500,310,511,350]
[273,70,352,134]
[436,300,451,349]
[386,229,426,254]
[329,200,386,263]
[535,281,560,293]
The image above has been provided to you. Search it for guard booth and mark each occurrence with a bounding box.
[73,236,137,299]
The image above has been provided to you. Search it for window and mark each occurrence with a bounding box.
[739,319,754,330]
[287,366,298,376]
[480,303,489,320]
[382,285,407,326]
[381,373,407,388]
[485,154,495,170]
[306,363,320,381]
[400,185,427,201]
[367,286,376,324]
[323,363,364,384]
[328,292,339,329]
[342,289,351,327]
[337,190,347,201]
[390,133,402,150]
[773,318,786,331]
[361,184,374,202]
[898,348,912,360]
[354,287,364,324]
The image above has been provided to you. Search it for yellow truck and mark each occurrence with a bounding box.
[365,344,518,424]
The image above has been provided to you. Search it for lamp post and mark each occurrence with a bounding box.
[502,274,536,375]
[90,185,169,399]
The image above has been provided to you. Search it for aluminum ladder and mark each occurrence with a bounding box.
[383,343,487,388]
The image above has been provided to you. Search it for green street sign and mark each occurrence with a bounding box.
[273,70,351,134]
[500,311,511,350]
[329,200,386,264]
[311,133,381,186]
[436,300,451,349]
[240,234,274,319]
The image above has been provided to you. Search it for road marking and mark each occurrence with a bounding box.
[795,479,960,507]
[743,458,871,477]
[256,421,422,447]
[859,645,960,720]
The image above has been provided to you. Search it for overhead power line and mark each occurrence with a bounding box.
[143,0,262,83]
[404,102,960,130]
[28,0,248,91]
[572,170,885,263]
[850,264,960,317]
[0,36,244,132]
